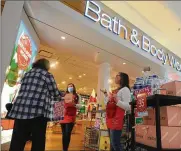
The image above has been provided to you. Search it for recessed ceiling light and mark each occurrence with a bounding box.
[61,81,66,84]
[123,63,126,65]
[69,77,72,80]
[79,75,82,78]
[61,36,66,40]
[50,63,56,68]
[83,74,86,76]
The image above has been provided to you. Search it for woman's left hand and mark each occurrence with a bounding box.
[113,94,118,103]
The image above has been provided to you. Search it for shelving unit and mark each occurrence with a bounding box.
[131,94,181,151]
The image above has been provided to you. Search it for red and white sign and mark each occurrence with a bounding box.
[134,86,152,117]
[17,34,32,70]
[134,86,152,100]
[137,93,147,112]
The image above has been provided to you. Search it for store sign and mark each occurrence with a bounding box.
[84,1,181,72]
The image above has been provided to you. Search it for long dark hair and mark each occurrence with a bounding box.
[32,58,50,71]
[119,72,130,90]
[66,83,77,95]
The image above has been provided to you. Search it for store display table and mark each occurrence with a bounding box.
[131,94,181,151]
[147,94,181,107]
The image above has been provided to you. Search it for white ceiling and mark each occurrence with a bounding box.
[23,1,180,94]
[102,1,181,59]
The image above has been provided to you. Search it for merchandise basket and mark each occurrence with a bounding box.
[84,127,99,150]
[83,113,132,151]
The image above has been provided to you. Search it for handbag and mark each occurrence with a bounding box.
[5,91,18,119]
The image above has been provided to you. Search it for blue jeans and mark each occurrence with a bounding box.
[108,129,123,151]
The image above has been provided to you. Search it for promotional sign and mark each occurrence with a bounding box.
[17,34,32,70]
[137,93,147,113]
[1,20,38,145]
[134,87,152,117]
[1,21,38,119]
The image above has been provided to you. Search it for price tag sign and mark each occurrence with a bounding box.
[137,93,147,113]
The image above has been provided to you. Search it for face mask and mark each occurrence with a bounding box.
[68,87,74,93]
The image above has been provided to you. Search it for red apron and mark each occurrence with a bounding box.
[60,94,78,123]
[106,90,125,130]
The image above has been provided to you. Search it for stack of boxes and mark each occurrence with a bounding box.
[135,81,181,149]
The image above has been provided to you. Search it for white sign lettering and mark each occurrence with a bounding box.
[84,1,181,72]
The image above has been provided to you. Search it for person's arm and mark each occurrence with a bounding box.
[104,96,109,105]
[75,94,83,109]
[116,88,131,111]
[101,89,109,105]
[45,73,61,101]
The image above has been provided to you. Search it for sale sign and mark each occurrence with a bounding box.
[137,93,147,112]
[17,34,32,70]
[134,86,152,117]
[134,86,152,100]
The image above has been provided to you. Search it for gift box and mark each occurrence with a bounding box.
[160,106,181,127]
[161,81,181,97]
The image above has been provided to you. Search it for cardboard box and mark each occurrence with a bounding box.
[146,125,156,148]
[135,125,149,145]
[160,106,181,126]
[161,81,181,97]
[143,108,155,125]
[136,125,181,149]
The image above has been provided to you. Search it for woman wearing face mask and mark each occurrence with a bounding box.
[103,72,131,151]
[60,83,81,151]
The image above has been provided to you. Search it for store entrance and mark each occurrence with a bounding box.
[19,35,141,150]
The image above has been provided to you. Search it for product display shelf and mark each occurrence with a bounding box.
[130,94,181,151]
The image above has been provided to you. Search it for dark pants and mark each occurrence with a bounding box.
[108,129,123,151]
[9,116,48,151]
[61,123,74,151]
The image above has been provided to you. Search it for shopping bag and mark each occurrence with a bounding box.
[46,99,64,121]
[54,101,64,121]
